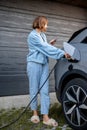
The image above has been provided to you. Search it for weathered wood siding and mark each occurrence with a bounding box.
[0,0,87,96]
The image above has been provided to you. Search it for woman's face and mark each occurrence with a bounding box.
[42,23,48,32]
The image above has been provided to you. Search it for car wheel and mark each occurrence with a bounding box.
[62,78,87,130]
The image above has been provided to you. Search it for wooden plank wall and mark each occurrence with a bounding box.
[0,0,87,96]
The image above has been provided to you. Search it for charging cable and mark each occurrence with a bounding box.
[0,62,57,129]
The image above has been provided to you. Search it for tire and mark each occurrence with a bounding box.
[62,78,87,130]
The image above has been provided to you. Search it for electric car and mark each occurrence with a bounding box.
[55,27,87,130]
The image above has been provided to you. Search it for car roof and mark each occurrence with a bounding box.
[68,27,87,43]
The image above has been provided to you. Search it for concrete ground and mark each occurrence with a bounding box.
[0,92,59,109]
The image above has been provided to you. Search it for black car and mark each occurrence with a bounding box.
[55,27,87,130]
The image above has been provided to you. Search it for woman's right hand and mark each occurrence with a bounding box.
[64,53,71,60]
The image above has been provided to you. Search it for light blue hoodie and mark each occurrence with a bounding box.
[27,29,64,64]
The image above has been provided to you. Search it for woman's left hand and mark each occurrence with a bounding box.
[50,39,57,45]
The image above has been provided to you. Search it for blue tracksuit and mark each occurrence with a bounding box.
[27,29,64,114]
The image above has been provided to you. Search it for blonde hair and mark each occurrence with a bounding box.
[32,16,48,30]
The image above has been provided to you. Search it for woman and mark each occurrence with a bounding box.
[27,16,70,127]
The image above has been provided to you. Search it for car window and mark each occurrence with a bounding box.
[68,27,87,43]
[81,37,87,43]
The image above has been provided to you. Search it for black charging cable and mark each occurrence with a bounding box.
[0,62,57,129]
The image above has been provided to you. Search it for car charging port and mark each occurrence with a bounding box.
[68,58,79,63]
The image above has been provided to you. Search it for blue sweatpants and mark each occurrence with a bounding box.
[27,62,50,114]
